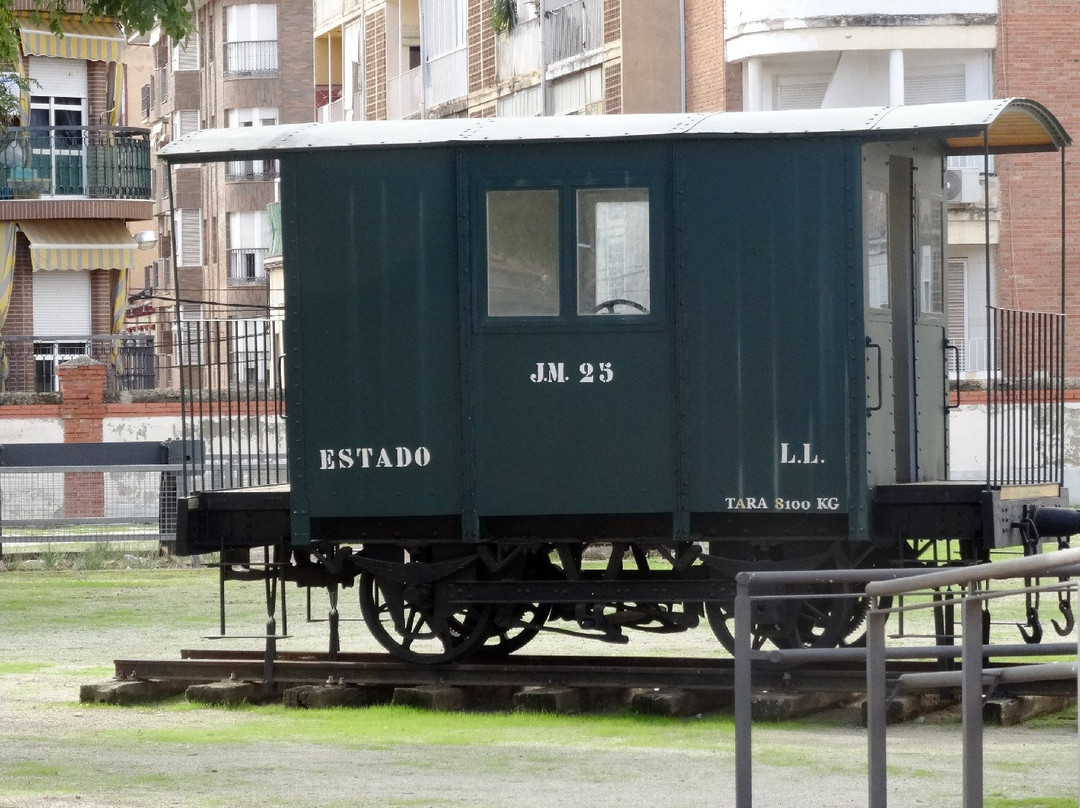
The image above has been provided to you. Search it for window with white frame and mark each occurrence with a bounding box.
[228,210,270,282]
[178,303,205,366]
[225,4,278,75]
[232,318,269,384]
[171,109,200,140]
[174,209,203,267]
[172,32,200,71]
[226,107,278,179]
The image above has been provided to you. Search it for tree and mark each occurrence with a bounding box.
[0,0,193,121]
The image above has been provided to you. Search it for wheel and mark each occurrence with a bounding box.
[592,298,647,314]
[358,571,493,664]
[475,602,550,658]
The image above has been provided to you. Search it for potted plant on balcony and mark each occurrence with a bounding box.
[491,0,517,35]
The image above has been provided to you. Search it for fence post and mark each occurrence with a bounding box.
[57,358,107,519]
[961,581,983,808]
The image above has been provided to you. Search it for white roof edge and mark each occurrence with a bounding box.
[158,99,1069,164]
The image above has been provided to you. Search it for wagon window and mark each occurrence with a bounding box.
[486,189,560,317]
[916,190,945,315]
[576,188,650,316]
[865,188,889,310]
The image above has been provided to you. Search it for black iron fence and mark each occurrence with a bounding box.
[0,126,151,199]
[0,334,156,393]
[987,307,1065,485]
[179,318,287,492]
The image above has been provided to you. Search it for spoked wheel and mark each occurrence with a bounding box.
[705,589,854,654]
[358,571,493,664]
[476,602,550,658]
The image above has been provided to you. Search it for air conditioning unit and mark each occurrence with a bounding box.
[944,167,983,204]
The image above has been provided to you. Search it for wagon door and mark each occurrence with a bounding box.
[864,146,947,488]
[461,146,675,539]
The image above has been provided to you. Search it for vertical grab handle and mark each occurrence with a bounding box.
[275,353,287,419]
[946,343,961,409]
[865,337,883,415]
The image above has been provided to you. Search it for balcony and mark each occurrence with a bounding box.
[496,14,541,82]
[228,248,269,284]
[0,126,151,200]
[224,40,279,78]
[225,159,279,183]
[0,334,156,394]
[545,0,603,66]
[388,66,422,119]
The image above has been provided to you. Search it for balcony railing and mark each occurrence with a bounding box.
[228,248,269,284]
[0,126,151,200]
[388,66,422,120]
[224,40,279,77]
[496,14,541,82]
[225,159,279,183]
[545,0,603,65]
[0,334,156,393]
[427,46,468,108]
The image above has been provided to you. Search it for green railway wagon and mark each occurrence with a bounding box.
[165,99,1078,663]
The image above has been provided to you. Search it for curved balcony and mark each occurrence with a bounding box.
[0,126,151,200]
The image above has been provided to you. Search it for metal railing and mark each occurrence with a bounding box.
[988,307,1065,485]
[387,66,422,120]
[426,46,468,108]
[224,40,279,77]
[544,0,603,65]
[732,553,1080,808]
[227,248,270,283]
[496,14,541,82]
[0,126,151,200]
[225,160,279,182]
[178,318,287,494]
[0,334,156,393]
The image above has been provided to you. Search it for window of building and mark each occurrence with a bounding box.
[227,210,270,283]
[171,109,200,140]
[774,74,830,110]
[171,32,200,71]
[226,107,279,180]
[174,209,203,267]
[225,4,278,76]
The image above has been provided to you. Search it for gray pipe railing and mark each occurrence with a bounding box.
[732,549,1080,808]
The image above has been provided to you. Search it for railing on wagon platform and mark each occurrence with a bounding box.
[178,318,288,494]
[987,307,1065,486]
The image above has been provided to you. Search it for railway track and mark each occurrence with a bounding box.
[109,649,1078,699]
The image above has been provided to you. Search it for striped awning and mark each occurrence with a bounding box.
[18,17,125,62]
[19,219,137,272]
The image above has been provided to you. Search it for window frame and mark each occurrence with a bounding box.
[473,171,664,333]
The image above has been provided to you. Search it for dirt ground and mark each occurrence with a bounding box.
[1,565,1077,808]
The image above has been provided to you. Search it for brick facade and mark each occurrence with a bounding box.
[467,0,497,95]
[365,9,387,121]
[684,0,728,112]
[995,0,1080,373]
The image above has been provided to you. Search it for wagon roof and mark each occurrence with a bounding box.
[158,98,1069,164]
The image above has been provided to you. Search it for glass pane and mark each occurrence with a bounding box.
[486,189,560,317]
[917,191,944,315]
[865,188,889,310]
[576,188,650,315]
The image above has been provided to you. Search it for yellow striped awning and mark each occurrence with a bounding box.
[18,17,125,62]
[19,219,137,272]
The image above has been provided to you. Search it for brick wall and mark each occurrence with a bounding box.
[57,362,107,517]
[996,0,1080,373]
[683,0,726,111]
[468,0,497,94]
[366,9,388,120]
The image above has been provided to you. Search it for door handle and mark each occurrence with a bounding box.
[865,337,883,416]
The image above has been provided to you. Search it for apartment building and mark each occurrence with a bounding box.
[0,1,155,393]
[138,0,312,386]
[312,0,684,122]
[710,0,1078,376]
